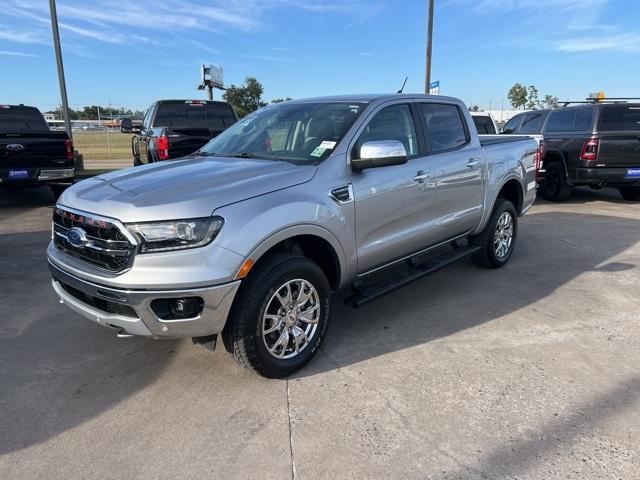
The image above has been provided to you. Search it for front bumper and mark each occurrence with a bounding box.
[50,261,240,338]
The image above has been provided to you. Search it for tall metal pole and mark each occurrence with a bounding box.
[425,0,435,94]
[49,0,72,141]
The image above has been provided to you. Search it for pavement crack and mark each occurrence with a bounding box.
[286,378,296,480]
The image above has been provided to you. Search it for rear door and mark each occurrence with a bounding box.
[501,114,524,134]
[518,111,547,134]
[351,102,439,273]
[418,102,485,238]
[597,105,640,168]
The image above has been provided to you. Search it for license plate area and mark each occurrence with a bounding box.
[8,169,30,180]
[627,168,640,178]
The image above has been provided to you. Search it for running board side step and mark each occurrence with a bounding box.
[345,246,481,308]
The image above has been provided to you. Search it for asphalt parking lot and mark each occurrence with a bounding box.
[1,186,639,480]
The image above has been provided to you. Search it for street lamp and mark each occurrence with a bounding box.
[425,0,435,94]
[48,0,72,141]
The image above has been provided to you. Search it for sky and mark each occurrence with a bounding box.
[1,0,640,112]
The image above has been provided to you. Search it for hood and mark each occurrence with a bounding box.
[60,155,316,222]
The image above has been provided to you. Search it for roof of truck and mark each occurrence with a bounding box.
[287,93,462,104]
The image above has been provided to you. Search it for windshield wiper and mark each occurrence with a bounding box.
[228,152,257,159]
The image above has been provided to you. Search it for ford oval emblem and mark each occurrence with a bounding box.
[67,227,88,248]
[6,144,25,151]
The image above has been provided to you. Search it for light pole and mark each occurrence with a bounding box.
[49,0,72,142]
[425,0,435,94]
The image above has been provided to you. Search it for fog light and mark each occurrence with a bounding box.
[151,297,203,320]
[170,298,202,318]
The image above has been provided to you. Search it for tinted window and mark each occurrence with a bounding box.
[502,115,523,134]
[0,106,48,132]
[154,102,237,130]
[420,103,467,152]
[472,115,496,134]
[358,104,419,156]
[519,112,545,134]
[599,105,640,131]
[545,108,593,132]
[142,105,155,129]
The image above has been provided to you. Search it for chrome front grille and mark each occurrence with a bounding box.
[52,207,136,272]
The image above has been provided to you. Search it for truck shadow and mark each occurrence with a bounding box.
[298,210,640,378]
[537,186,631,205]
[0,230,178,455]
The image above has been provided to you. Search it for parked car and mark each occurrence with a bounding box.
[48,94,542,378]
[0,104,74,199]
[470,111,498,134]
[132,100,237,166]
[501,103,640,201]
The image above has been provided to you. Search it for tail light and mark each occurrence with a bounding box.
[580,137,599,161]
[156,136,170,160]
[65,139,74,160]
[534,142,545,179]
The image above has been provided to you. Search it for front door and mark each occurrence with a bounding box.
[351,103,440,273]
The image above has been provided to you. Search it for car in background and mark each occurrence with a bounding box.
[0,104,74,199]
[470,111,498,134]
[500,102,640,202]
[132,100,237,166]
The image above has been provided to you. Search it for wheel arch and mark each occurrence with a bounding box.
[241,225,346,291]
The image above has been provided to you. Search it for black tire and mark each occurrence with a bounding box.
[470,199,518,269]
[619,186,640,201]
[541,161,572,202]
[133,155,142,166]
[222,253,331,378]
[50,184,67,201]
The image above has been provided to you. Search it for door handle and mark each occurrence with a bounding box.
[414,170,431,183]
[467,158,480,169]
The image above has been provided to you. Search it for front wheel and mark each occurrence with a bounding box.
[470,199,518,269]
[619,186,640,201]
[222,253,331,378]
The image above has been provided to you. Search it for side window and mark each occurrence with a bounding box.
[472,115,495,134]
[574,109,594,131]
[142,104,155,129]
[356,104,419,157]
[502,115,523,134]
[420,103,468,153]
[519,112,545,134]
[545,110,575,132]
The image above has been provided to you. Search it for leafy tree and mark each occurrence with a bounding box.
[469,105,479,112]
[526,85,539,110]
[508,83,528,110]
[222,76,267,117]
[271,97,293,104]
[542,94,559,109]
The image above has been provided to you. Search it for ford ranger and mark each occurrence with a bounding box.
[48,94,541,378]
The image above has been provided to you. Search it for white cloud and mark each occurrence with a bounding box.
[556,33,640,54]
[0,49,38,57]
[0,27,46,44]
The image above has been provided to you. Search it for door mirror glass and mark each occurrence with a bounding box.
[352,140,408,170]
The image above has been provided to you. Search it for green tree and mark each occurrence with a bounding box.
[508,83,528,110]
[271,97,293,104]
[526,85,539,110]
[542,94,559,109]
[222,76,267,117]
[469,104,479,112]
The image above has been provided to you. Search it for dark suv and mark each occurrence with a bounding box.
[502,103,640,201]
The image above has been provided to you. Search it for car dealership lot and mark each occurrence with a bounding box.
[1,187,639,479]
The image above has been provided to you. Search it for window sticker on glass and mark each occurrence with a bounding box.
[319,140,336,150]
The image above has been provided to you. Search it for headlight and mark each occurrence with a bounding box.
[127,217,224,253]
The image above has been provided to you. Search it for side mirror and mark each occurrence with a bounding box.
[352,140,408,170]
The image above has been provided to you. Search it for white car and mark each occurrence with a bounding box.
[470,111,498,134]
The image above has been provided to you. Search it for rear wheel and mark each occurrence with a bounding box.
[470,199,518,269]
[619,186,640,201]
[50,184,67,201]
[541,161,572,202]
[222,253,331,378]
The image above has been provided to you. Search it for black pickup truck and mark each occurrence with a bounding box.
[132,100,237,165]
[502,102,640,201]
[0,105,75,199]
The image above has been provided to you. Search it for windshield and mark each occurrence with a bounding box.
[198,102,367,165]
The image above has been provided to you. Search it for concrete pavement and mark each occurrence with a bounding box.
[1,186,639,479]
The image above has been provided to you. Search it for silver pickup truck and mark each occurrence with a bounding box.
[48,94,541,378]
